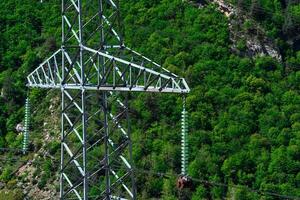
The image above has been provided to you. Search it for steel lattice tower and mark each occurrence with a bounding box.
[27,0,190,199]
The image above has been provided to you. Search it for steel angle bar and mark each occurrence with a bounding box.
[63,164,106,198]
[64,90,84,113]
[124,46,179,78]
[65,0,79,11]
[83,46,189,93]
[109,113,128,138]
[61,144,86,174]
[53,55,62,81]
[130,69,144,90]
[63,113,84,143]
[69,0,80,12]
[145,74,160,90]
[107,139,131,169]
[98,58,115,87]
[27,83,189,93]
[110,170,133,198]
[62,142,84,175]
[63,176,85,198]
[124,47,160,68]
[110,195,128,200]
[63,51,82,83]
[159,78,172,91]
[63,173,82,200]
[63,113,82,139]
[47,61,56,84]
[114,64,130,87]
[106,0,118,9]
[62,95,82,113]
[74,134,106,161]
[102,14,121,42]
[35,70,43,83]
[63,15,80,43]
[41,65,50,84]
[65,16,102,44]
[108,139,129,157]
[99,170,132,199]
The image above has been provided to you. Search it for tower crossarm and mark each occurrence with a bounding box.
[26,46,189,94]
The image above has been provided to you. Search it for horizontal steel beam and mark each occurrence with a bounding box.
[27,83,189,93]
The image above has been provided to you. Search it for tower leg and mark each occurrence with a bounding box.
[60,89,136,199]
[60,89,65,199]
[103,91,111,199]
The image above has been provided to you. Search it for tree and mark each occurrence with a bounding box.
[251,0,265,19]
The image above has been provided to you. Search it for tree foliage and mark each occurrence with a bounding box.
[0,0,299,199]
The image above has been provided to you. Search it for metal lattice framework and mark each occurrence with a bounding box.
[27,0,190,199]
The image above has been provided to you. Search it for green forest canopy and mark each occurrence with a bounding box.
[0,0,299,199]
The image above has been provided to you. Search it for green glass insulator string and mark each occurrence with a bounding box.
[23,92,30,154]
[181,95,188,176]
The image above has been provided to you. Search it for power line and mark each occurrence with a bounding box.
[1,157,299,199]
[0,148,24,152]
[133,167,300,200]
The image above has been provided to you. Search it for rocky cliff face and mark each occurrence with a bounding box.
[17,159,58,199]
[216,0,282,61]
[15,95,60,199]
[190,0,282,61]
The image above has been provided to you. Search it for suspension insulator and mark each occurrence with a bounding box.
[23,97,30,154]
[181,96,188,176]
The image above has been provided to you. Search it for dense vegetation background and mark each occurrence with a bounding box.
[0,0,299,199]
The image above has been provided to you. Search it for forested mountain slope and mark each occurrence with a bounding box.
[0,0,299,199]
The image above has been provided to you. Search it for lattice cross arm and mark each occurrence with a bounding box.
[27,47,190,94]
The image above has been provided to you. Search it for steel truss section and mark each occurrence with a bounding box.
[27,0,190,199]
[27,47,189,93]
[60,89,134,199]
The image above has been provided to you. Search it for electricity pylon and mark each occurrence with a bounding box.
[27,0,190,199]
